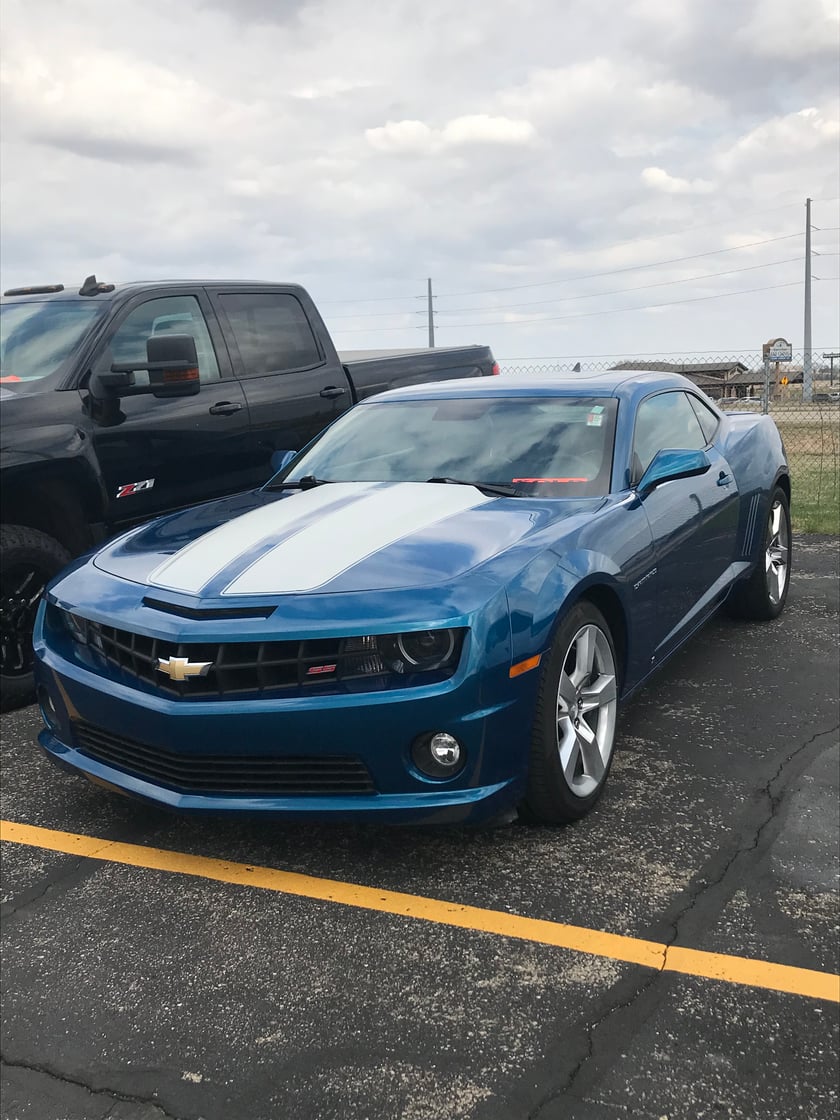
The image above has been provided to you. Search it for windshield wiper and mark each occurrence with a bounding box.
[426,477,521,497]
[266,474,331,491]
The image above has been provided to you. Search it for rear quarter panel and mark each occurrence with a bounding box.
[717,411,789,563]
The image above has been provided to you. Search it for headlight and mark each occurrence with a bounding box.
[395,629,456,670]
[336,628,465,681]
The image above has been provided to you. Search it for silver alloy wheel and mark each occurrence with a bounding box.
[766,499,790,606]
[555,623,618,797]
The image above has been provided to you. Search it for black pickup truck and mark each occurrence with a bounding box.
[0,276,498,708]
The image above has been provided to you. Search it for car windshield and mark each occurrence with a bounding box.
[0,300,107,384]
[279,395,618,497]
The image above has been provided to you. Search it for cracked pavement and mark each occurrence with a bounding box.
[1,534,838,1120]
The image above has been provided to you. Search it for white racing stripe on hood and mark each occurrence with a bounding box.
[148,483,378,594]
[222,483,493,595]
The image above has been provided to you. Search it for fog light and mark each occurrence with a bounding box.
[37,686,58,731]
[430,733,460,766]
[411,731,464,779]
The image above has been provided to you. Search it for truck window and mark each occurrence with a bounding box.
[218,292,322,377]
[1,300,107,384]
[109,296,220,385]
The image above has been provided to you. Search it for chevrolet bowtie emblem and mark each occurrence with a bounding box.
[156,656,213,681]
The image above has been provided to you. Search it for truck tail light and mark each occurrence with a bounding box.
[491,361,501,376]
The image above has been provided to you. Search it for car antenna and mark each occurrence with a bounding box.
[79,274,115,296]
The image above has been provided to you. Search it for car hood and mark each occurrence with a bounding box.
[93,482,604,598]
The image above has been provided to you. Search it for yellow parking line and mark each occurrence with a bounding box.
[3,818,838,1004]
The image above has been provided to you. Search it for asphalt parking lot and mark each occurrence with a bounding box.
[1,535,838,1120]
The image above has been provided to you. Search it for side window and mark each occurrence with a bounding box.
[687,394,720,444]
[633,392,707,480]
[109,296,220,385]
[218,292,322,377]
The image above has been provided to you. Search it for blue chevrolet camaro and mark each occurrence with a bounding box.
[34,371,791,825]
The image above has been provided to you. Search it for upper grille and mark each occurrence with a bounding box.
[73,720,375,795]
[84,620,341,698]
[48,606,464,700]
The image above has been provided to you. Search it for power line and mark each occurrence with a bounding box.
[330,279,804,333]
[324,255,803,321]
[318,206,838,308]
[434,256,804,316]
[435,234,801,297]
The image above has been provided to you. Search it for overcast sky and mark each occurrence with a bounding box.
[1,0,838,362]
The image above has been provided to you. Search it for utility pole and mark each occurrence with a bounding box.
[427,277,435,348]
[803,197,813,402]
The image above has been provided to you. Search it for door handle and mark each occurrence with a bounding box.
[717,471,733,487]
[320,386,348,399]
[208,401,243,415]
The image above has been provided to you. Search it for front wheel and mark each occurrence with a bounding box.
[726,487,791,621]
[1,524,71,712]
[521,602,619,825]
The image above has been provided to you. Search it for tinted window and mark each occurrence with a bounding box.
[633,391,706,479]
[688,393,720,444]
[109,295,220,384]
[219,292,321,377]
[279,396,618,498]
[0,300,106,384]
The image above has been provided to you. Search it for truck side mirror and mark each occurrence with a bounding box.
[147,334,200,398]
[91,334,201,399]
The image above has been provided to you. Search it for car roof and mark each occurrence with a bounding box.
[362,369,713,403]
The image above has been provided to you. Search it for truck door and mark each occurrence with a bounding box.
[208,288,353,471]
[86,291,253,528]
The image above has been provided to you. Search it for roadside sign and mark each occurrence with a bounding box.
[763,337,793,362]
[781,376,789,386]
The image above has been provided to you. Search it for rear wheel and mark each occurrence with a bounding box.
[726,487,791,621]
[521,602,619,825]
[0,525,70,712]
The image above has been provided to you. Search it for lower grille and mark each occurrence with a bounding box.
[73,721,375,795]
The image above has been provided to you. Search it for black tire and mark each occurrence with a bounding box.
[521,601,620,825]
[725,487,792,622]
[1,524,71,712]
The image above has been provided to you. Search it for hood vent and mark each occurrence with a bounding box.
[142,596,275,620]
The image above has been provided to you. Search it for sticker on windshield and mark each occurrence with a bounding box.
[116,478,155,499]
[587,405,605,427]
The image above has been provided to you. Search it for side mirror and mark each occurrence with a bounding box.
[91,334,200,399]
[270,450,297,475]
[146,334,200,398]
[637,448,711,496]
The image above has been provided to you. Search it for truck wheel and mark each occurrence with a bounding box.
[1,525,71,712]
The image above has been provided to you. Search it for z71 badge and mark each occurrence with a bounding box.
[116,478,155,499]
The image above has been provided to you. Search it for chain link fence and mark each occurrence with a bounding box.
[498,353,840,533]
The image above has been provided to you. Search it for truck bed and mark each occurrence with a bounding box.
[339,344,497,400]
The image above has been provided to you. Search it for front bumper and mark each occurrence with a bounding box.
[35,644,536,825]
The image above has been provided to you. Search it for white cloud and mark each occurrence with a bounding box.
[365,120,435,154]
[366,114,535,155]
[441,114,536,147]
[641,167,715,194]
[720,106,840,169]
